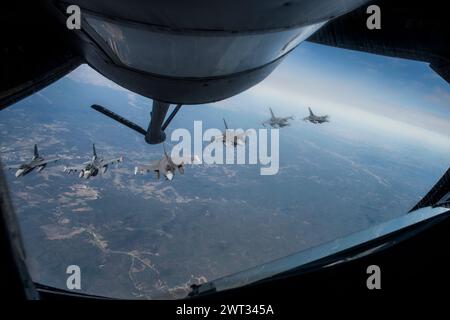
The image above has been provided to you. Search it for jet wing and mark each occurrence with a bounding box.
[235,132,246,139]
[63,165,84,174]
[35,158,59,166]
[211,134,225,143]
[171,154,201,166]
[100,156,124,167]
[134,161,160,175]
[6,164,22,170]
[224,132,246,146]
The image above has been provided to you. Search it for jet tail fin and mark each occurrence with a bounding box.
[92,144,97,157]
[33,144,39,158]
[308,107,314,116]
[269,107,275,118]
[162,142,169,158]
[223,118,228,130]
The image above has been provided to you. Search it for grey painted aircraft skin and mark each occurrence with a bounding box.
[64,144,123,179]
[303,107,330,124]
[7,144,59,177]
[263,107,294,128]
[211,118,247,147]
[134,144,199,181]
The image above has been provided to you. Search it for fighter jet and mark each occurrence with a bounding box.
[262,107,294,128]
[210,119,247,147]
[134,144,200,181]
[63,144,123,179]
[303,107,329,124]
[7,144,59,177]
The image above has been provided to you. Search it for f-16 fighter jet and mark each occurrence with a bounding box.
[210,118,247,147]
[7,144,59,177]
[134,144,200,181]
[262,107,294,128]
[303,107,329,124]
[63,144,123,179]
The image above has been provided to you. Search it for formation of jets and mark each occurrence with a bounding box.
[263,107,328,128]
[6,143,198,182]
[5,107,328,180]
[213,107,328,146]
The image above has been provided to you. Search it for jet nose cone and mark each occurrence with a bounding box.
[15,169,24,177]
[166,172,174,181]
[193,155,201,164]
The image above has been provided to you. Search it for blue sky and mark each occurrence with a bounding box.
[213,42,450,153]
